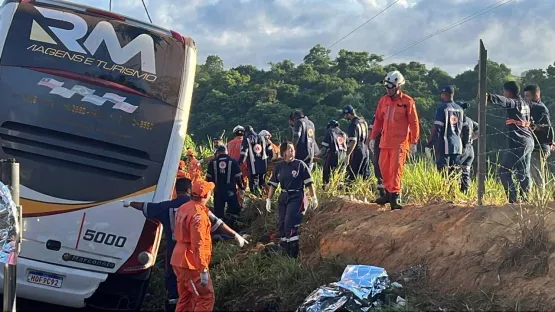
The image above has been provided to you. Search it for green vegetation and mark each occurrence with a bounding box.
[189,45,555,154]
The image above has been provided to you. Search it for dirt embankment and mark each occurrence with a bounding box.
[302,201,555,310]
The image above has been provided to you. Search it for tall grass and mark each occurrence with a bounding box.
[144,140,555,311]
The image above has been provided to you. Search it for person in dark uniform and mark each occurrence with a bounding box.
[459,102,479,194]
[369,115,385,198]
[206,145,245,228]
[487,81,534,203]
[239,125,273,197]
[524,84,554,190]
[425,85,465,175]
[122,178,248,312]
[289,110,316,170]
[318,120,348,185]
[343,105,370,181]
[266,142,318,258]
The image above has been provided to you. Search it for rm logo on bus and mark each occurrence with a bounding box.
[29,6,157,75]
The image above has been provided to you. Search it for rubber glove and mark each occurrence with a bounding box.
[121,200,130,208]
[265,198,272,213]
[410,144,417,154]
[200,271,209,287]
[424,147,432,159]
[234,234,249,247]
[312,196,318,209]
[369,140,375,153]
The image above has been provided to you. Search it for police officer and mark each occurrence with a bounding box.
[524,84,554,190]
[289,110,316,170]
[122,178,247,311]
[425,85,464,175]
[206,145,245,228]
[369,115,385,198]
[239,125,273,197]
[459,102,479,193]
[487,81,534,203]
[266,142,318,258]
[319,120,348,185]
[343,105,370,181]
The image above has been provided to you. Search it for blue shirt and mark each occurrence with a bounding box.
[143,195,191,255]
[142,195,223,256]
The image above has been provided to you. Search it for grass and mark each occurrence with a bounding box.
[138,141,555,311]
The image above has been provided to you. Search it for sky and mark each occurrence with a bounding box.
[72,0,553,77]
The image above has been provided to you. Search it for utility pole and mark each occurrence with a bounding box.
[477,40,487,206]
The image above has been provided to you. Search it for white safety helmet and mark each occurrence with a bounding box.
[259,130,271,138]
[383,70,405,87]
[233,125,245,135]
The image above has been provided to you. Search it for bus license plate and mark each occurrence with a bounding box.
[27,270,63,288]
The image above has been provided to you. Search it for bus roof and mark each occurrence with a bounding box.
[27,0,195,49]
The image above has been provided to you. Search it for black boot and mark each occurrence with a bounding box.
[375,191,389,206]
[390,193,403,210]
[378,187,386,198]
[288,241,300,258]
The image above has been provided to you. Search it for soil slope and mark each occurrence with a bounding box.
[302,200,555,309]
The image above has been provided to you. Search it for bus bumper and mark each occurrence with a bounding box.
[0,257,108,308]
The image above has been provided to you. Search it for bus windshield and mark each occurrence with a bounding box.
[1,1,185,106]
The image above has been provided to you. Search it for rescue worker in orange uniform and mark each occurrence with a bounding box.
[172,160,189,199]
[171,180,216,312]
[185,149,203,183]
[369,71,420,210]
[227,125,248,188]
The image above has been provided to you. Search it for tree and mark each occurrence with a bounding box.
[187,45,555,155]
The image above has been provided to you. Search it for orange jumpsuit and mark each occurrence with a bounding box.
[370,92,420,194]
[172,161,189,199]
[227,137,248,184]
[227,137,248,204]
[188,157,203,183]
[171,182,215,312]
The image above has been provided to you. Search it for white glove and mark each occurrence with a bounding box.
[200,271,209,287]
[312,196,318,209]
[265,198,272,213]
[121,200,130,208]
[369,140,375,153]
[410,144,417,154]
[234,234,249,247]
[424,147,432,159]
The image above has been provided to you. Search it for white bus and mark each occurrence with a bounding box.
[0,0,196,309]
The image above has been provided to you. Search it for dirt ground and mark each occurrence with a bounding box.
[301,200,555,310]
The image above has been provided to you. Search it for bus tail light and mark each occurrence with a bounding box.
[171,30,185,45]
[86,8,125,21]
[117,219,161,274]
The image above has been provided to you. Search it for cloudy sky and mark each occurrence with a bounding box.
[72,0,552,76]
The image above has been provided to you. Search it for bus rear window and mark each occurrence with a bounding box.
[0,2,185,106]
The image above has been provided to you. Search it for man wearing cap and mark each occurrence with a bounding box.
[370,71,420,210]
[122,178,247,311]
[319,120,348,185]
[343,105,370,181]
[425,85,465,175]
[171,180,216,312]
[289,110,316,170]
[206,145,245,228]
[239,125,274,197]
[172,160,189,199]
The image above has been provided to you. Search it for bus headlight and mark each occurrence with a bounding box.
[137,251,153,265]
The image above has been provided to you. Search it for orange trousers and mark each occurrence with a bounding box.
[378,147,408,194]
[173,266,215,312]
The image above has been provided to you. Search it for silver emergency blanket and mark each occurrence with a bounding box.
[297,265,391,312]
[0,183,18,264]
